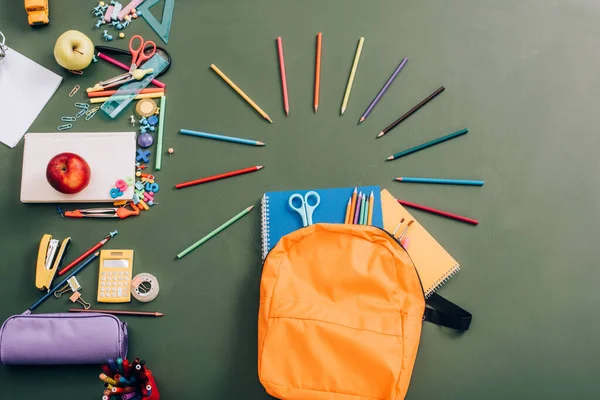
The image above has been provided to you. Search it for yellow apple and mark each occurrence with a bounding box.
[53,30,94,71]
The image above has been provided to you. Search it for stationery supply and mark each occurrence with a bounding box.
[394,177,484,186]
[260,186,384,259]
[177,205,254,259]
[69,309,164,317]
[175,165,263,189]
[131,273,160,302]
[397,198,479,225]
[352,191,363,224]
[0,313,128,365]
[155,96,167,170]
[359,57,408,123]
[288,191,321,227]
[96,50,166,88]
[58,231,118,276]
[90,91,164,103]
[20,132,136,203]
[377,86,445,138]
[54,277,83,298]
[341,37,364,115]
[97,250,135,303]
[87,87,165,98]
[35,234,71,291]
[314,32,322,112]
[63,204,140,219]
[97,357,160,399]
[137,0,175,44]
[0,44,62,148]
[381,190,460,296]
[276,37,290,115]
[28,252,100,312]
[386,128,468,161]
[180,129,265,146]
[210,64,273,123]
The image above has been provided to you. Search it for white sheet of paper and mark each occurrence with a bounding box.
[0,47,62,148]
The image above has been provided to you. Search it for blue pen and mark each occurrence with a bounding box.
[179,129,265,147]
[27,252,100,312]
[107,358,118,374]
[395,177,484,186]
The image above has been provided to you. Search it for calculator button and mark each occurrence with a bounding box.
[100,287,105,292]
[101,272,106,276]
[112,293,116,298]
[118,277,122,281]
[118,288,123,297]
[100,293,104,297]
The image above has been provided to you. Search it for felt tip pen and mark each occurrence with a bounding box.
[122,359,130,378]
[107,358,118,373]
[100,373,117,386]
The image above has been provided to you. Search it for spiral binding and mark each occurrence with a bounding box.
[261,194,270,260]
[425,264,460,298]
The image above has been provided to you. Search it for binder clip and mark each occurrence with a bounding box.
[69,291,91,310]
[35,235,71,291]
[54,277,83,299]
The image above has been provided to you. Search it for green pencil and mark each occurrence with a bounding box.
[177,205,254,259]
[359,193,367,225]
[155,96,166,170]
[362,196,369,225]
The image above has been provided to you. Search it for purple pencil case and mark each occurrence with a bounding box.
[0,312,127,365]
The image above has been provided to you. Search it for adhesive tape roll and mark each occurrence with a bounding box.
[130,273,159,303]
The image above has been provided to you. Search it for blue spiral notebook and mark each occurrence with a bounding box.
[261,186,383,259]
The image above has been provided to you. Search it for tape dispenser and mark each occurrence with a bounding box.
[35,234,71,291]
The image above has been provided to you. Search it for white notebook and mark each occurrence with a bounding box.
[21,132,136,203]
[0,46,62,148]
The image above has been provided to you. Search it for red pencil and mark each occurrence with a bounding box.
[58,231,118,276]
[314,32,322,112]
[175,166,264,189]
[397,199,479,226]
[276,37,289,115]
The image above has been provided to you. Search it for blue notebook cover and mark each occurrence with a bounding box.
[261,186,383,259]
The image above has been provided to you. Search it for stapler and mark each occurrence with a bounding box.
[35,234,71,291]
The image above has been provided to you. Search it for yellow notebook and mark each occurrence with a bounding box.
[380,189,459,297]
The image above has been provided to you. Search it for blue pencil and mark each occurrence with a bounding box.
[180,129,265,146]
[395,177,484,186]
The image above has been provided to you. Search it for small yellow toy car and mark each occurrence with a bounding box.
[25,0,49,26]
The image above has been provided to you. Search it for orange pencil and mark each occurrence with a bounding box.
[88,88,164,98]
[276,37,289,115]
[348,187,358,223]
[344,199,352,224]
[314,32,322,112]
[367,191,374,225]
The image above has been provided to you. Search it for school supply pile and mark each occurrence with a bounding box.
[90,0,144,41]
[99,357,160,399]
[258,223,471,400]
[344,188,374,225]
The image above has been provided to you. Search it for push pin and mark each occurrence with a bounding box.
[92,55,98,63]
[56,206,64,218]
[168,148,174,157]
[122,20,130,28]
[129,115,136,126]
[99,1,106,6]
[95,19,105,28]
[54,277,83,299]
[119,32,125,39]
[102,31,113,41]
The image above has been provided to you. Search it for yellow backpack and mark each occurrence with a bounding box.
[258,224,471,400]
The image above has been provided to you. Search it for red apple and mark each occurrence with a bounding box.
[46,152,91,194]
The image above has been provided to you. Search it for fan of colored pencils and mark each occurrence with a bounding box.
[344,188,373,225]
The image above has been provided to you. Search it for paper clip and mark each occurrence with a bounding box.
[61,116,76,122]
[57,124,73,131]
[86,106,99,116]
[74,103,90,109]
[55,277,82,298]
[69,85,80,97]
[68,70,83,75]
[75,109,87,119]
[70,291,91,309]
[85,110,98,120]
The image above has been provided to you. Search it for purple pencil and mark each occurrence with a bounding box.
[359,57,408,123]
[353,192,363,224]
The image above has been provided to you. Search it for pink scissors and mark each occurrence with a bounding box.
[129,35,156,72]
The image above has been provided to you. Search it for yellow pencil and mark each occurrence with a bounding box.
[210,64,273,123]
[344,198,352,224]
[90,92,164,104]
[367,191,374,225]
[349,187,358,223]
[341,37,364,115]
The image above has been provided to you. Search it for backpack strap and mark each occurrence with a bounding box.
[423,293,472,331]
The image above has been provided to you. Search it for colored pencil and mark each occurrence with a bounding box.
[180,129,265,146]
[90,92,163,103]
[344,199,352,224]
[377,86,446,138]
[210,64,273,123]
[155,96,166,170]
[359,57,408,123]
[29,252,99,311]
[341,37,365,115]
[360,194,368,225]
[367,191,374,225]
[58,231,117,276]
[395,177,484,186]
[69,309,164,317]
[177,206,254,258]
[97,52,165,88]
[314,33,322,112]
[276,37,289,115]
[397,199,479,225]
[352,191,363,224]
[175,165,263,189]
[386,128,468,161]
[87,88,165,98]
[349,187,358,222]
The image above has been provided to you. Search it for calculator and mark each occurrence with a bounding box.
[97,250,134,303]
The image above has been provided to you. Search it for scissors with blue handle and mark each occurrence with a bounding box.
[288,191,321,227]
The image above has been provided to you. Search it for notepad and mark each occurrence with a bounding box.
[0,47,62,148]
[261,186,384,259]
[380,189,460,297]
[20,132,136,203]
